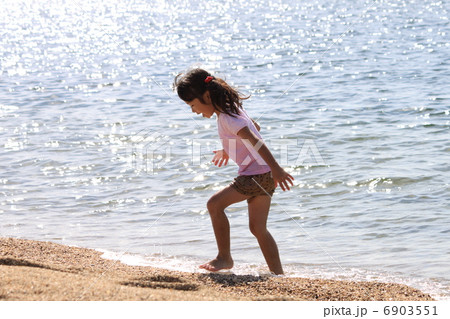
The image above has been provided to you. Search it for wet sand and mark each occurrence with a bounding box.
[0,237,433,301]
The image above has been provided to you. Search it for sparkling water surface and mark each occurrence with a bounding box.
[0,0,449,299]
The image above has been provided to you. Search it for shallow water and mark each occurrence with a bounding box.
[0,0,449,299]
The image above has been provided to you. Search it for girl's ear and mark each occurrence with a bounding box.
[203,91,212,104]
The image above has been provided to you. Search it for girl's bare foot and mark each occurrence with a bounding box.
[199,256,233,272]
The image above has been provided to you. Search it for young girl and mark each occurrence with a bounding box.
[174,68,294,275]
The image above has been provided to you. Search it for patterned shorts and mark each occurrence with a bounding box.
[230,171,275,198]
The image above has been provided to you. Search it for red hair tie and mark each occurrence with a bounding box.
[205,76,214,84]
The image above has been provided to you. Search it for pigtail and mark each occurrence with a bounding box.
[207,77,249,117]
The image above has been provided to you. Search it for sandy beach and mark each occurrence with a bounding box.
[0,237,434,301]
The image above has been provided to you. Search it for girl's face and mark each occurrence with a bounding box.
[186,91,217,118]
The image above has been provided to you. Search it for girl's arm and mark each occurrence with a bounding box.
[237,126,294,191]
[251,118,261,131]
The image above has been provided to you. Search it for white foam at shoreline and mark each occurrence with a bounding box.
[98,249,450,301]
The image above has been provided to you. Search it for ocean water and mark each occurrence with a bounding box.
[0,0,449,299]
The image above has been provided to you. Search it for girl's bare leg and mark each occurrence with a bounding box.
[248,195,283,275]
[200,185,250,272]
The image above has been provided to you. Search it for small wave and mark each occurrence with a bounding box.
[345,176,432,188]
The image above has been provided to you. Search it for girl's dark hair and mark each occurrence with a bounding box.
[173,68,248,117]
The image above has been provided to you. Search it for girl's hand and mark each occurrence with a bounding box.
[272,166,295,191]
[212,149,229,167]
